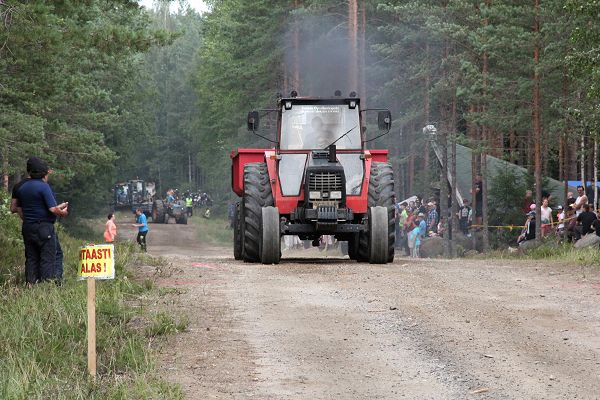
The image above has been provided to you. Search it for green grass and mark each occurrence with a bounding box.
[470,238,600,266]
[0,192,184,399]
[192,215,233,246]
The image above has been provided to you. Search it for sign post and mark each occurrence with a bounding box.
[79,244,116,380]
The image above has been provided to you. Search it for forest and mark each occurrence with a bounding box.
[2,0,600,224]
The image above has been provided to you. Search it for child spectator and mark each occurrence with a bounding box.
[556,205,565,235]
[104,213,117,243]
[540,198,553,236]
[458,199,472,236]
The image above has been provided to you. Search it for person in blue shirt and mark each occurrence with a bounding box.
[132,208,149,252]
[11,157,68,284]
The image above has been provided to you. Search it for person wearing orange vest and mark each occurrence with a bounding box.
[104,213,117,243]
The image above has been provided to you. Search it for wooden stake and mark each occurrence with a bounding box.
[87,278,97,380]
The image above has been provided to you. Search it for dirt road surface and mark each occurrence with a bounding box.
[142,220,600,400]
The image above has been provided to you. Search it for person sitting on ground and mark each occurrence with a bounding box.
[575,203,597,238]
[564,206,579,242]
[104,213,117,243]
[540,198,553,236]
[518,211,536,245]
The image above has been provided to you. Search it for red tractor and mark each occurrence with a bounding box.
[231,92,395,264]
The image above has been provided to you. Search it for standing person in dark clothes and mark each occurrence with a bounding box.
[10,157,68,285]
[576,204,597,237]
[132,208,149,252]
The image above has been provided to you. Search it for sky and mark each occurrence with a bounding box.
[138,0,210,14]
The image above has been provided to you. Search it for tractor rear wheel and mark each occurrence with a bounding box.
[233,202,243,260]
[152,200,166,223]
[176,213,188,225]
[358,162,395,262]
[260,206,281,264]
[241,162,274,262]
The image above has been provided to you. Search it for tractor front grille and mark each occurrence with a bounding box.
[308,172,343,193]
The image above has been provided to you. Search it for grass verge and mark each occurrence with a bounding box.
[0,193,184,399]
[192,215,232,247]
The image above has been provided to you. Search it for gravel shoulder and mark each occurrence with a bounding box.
[145,221,600,400]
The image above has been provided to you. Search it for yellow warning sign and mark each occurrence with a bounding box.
[78,244,115,280]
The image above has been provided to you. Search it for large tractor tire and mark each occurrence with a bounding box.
[368,206,389,264]
[241,163,274,262]
[152,200,166,223]
[176,213,188,225]
[357,162,395,263]
[260,206,281,264]
[233,202,243,260]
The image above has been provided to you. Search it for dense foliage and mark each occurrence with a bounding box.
[3,0,600,208]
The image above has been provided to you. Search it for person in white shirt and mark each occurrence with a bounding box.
[540,198,553,236]
[574,185,588,216]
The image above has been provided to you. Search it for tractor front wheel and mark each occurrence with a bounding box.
[176,213,188,225]
[260,206,281,264]
[368,207,389,264]
[241,163,274,262]
[358,162,395,262]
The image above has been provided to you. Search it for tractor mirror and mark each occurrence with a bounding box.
[377,110,392,131]
[247,111,260,131]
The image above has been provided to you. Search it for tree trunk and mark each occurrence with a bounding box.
[359,0,366,106]
[450,86,458,257]
[440,119,449,257]
[481,2,490,251]
[348,0,359,92]
[292,0,301,91]
[594,139,598,212]
[581,134,586,186]
[533,0,542,241]
[423,43,431,173]
[2,150,8,192]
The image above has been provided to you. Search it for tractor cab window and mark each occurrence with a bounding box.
[338,153,364,195]
[280,104,361,150]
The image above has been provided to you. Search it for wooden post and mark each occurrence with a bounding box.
[87,278,97,380]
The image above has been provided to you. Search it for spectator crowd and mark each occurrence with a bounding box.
[394,184,600,258]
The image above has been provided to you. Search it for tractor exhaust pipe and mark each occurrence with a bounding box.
[328,144,337,163]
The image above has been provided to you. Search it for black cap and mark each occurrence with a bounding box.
[26,157,49,175]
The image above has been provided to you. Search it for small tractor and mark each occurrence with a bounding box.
[231,92,395,264]
[151,198,188,225]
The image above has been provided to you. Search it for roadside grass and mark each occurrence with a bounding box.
[0,193,184,399]
[469,239,600,266]
[193,215,232,246]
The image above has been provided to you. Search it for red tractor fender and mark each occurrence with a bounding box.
[230,149,270,196]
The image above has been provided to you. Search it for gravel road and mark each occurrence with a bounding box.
[143,220,600,400]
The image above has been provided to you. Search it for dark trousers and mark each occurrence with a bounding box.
[186,206,193,217]
[22,222,56,284]
[137,231,148,251]
[55,234,63,281]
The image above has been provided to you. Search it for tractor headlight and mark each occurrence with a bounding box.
[330,191,342,200]
[309,191,322,200]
